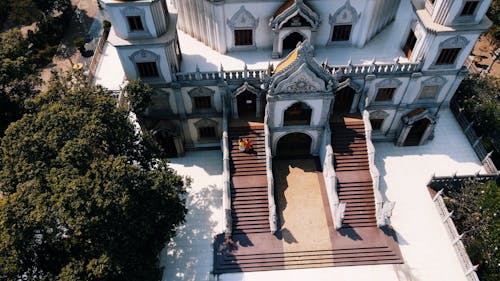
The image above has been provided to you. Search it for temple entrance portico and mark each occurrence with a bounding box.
[276,132,312,157]
[396,108,437,146]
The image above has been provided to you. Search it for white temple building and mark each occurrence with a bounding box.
[94,0,492,280]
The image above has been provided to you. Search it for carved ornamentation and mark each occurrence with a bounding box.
[370,110,389,119]
[329,0,360,25]
[439,35,469,49]
[275,64,326,93]
[227,6,259,28]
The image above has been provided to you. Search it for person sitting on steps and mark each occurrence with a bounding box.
[244,138,253,152]
[238,138,245,152]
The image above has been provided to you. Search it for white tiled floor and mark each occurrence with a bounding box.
[161,110,484,281]
[159,151,224,281]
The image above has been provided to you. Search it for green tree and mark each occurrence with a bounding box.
[444,180,499,281]
[123,79,153,115]
[455,74,500,154]
[0,71,187,281]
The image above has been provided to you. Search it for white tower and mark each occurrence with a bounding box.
[102,0,181,84]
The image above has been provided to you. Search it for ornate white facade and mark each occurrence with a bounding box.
[100,0,492,155]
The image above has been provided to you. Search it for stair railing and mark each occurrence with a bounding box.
[264,114,278,233]
[362,110,395,227]
[320,125,345,229]
[221,100,232,236]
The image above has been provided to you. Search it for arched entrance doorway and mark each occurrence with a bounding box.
[237,90,257,118]
[404,118,430,146]
[153,130,178,157]
[283,32,305,52]
[332,86,356,119]
[284,102,312,126]
[277,132,312,157]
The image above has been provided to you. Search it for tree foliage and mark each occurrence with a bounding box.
[455,74,500,157]
[444,180,499,281]
[123,79,153,115]
[0,0,71,28]
[487,0,500,42]
[0,71,187,281]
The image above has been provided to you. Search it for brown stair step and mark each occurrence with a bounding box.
[231,189,268,195]
[232,204,269,211]
[232,195,268,202]
[232,215,269,222]
[231,166,267,172]
[232,211,269,218]
[232,171,267,177]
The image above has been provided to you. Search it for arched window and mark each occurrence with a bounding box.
[284,102,312,126]
[329,0,359,44]
[227,6,259,48]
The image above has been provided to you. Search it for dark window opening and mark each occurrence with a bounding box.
[194,96,212,109]
[370,119,384,130]
[402,30,417,59]
[428,0,435,4]
[375,88,396,102]
[284,102,312,126]
[331,25,352,41]
[136,62,159,78]
[198,126,216,138]
[127,16,144,31]
[460,1,479,16]
[234,29,253,46]
[436,48,461,65]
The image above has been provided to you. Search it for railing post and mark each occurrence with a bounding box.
[433,189,444,201]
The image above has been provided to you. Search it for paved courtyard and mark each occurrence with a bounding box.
[160,109,484,281]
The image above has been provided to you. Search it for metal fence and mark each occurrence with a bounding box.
[450,100,498,173]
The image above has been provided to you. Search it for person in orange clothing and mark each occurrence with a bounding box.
[244,138,253,152]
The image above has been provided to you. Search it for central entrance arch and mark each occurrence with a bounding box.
[276,132,312,157]
[404,118,430,146]
[283,32,305,52]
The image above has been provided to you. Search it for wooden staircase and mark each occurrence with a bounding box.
[331,118,377,228]
[213,119,403,274]
[228,124,270,234]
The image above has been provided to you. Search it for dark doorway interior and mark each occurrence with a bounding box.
[154,131,178,157]
[404,118,430,146]
[332,86,356,120]
[237,91,257,118]
[277,132,312,157]
[283,32,305,51]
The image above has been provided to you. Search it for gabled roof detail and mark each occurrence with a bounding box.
[268,41,335,95]
[403,108,437,124]
[270,0,320,30]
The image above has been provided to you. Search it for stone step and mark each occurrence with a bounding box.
[215,246,401,273]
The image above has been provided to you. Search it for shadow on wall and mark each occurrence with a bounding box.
[160,184,222,281]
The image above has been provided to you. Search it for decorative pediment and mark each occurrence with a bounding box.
[130,49,159,63]
[270,0,320,30]
[403,108,437,125]
[422,76,447,86]
[275,64,326,93]
[370,110,389,119]
[439,35,469,49]
[227,6,259,28]
[376,78,402,89]
[233,82,261,98]
[329,0,360,25]
[269,41,335,94]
